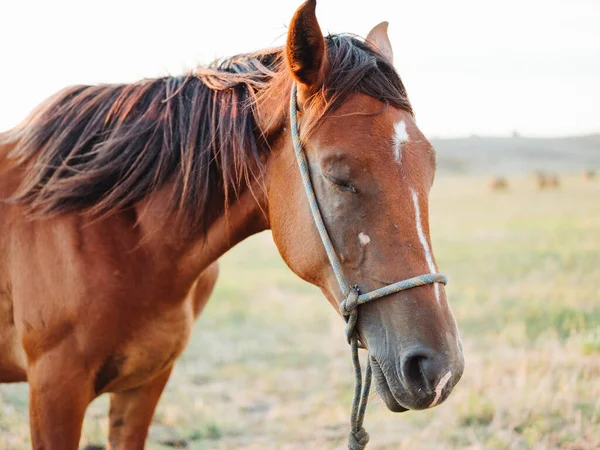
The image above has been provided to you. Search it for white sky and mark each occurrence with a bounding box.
[1,0,598,138]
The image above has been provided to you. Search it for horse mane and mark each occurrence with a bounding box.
[1,34,412,232]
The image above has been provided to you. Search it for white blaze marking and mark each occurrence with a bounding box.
[429,371,452,408]
[358,232,371,246]
[411,188,441,304]
[392,120,410,163]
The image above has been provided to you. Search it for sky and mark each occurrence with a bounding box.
[0,0,598,138]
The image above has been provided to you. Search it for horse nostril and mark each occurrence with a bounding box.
[401,347,441,392]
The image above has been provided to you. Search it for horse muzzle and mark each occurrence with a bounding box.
[370,344,464,412]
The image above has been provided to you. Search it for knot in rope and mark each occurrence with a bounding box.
[348,427,370,450]
[339,286,360,344]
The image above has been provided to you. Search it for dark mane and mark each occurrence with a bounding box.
[2,34,412,231]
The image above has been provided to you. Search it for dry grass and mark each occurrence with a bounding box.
[1,173,599,449]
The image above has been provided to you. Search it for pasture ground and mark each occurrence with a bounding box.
[1,173,599,449]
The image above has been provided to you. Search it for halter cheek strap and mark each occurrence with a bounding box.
[289,84,448,450]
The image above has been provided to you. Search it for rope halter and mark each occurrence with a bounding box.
[289,84,448,450]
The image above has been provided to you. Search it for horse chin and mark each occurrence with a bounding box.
[370,357,408,413]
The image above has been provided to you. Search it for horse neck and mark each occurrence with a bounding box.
[136,177,270,278]
[174,84,291,273]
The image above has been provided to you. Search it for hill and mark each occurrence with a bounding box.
[432,133,600,175]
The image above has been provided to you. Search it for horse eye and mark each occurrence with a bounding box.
[323,173,359,194]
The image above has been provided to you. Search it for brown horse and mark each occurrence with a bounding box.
[0,1,464,448]
[489,176,509,191]
[547,174,561,188]
[534,171,560,189]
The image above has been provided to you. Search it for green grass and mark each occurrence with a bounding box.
[1,173,599,449]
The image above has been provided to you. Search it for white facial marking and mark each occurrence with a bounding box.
[358,232,371,246]
[411,188,441,304]
[392,119,409,163]
[429,371,452,408]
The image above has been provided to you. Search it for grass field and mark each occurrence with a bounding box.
[1,174,599,449]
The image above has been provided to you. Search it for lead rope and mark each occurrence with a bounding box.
[289,84,447,449]
[340,286,371,449]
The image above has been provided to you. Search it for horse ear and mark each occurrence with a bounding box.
[366,21,394,64]
[286,0,325,89]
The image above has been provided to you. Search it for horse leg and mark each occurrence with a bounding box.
[107,367,173,450]
[27,342,93,450]
[106,263,219,450]
[0,335,27,383]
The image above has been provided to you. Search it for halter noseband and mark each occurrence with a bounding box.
[289,84,448,450]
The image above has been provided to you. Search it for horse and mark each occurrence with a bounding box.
[0,1,464,448]
[489,176,509,191]
[534,171,547,188]
[547,174,560,188]
[534,171,560,189]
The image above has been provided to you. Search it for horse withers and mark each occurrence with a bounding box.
[0,1,464,448]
